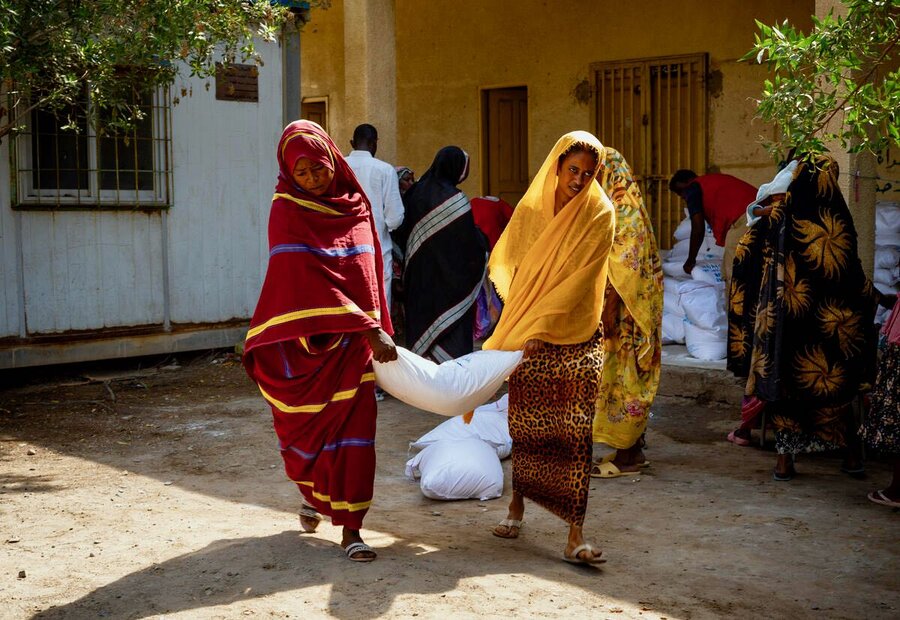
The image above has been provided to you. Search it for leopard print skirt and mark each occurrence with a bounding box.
[507,330,603,526]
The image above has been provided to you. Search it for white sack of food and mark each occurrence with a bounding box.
[668,237,723,263]
[875,267,900,287]
[374,348,522,417]
[404,438,504,501]
[662,260,682,278]
[875,202,900,233]
[875,246,899,269]
[410,394,512,459]
[673,218,693,241]
[876,230,900,247]
[661,312,686,344]
[663,278,686,317]
[679,280,727,330]
[668,238,691,261]
[691,261,725,285]
[684,320,727,361]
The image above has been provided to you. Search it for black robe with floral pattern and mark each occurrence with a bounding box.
[727,156,877,453]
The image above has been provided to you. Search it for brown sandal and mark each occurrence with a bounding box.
[299,503,321,533]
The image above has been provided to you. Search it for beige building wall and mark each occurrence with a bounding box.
[298,2,348,148]
[395,0,813,196]
[300,1,399,162]
[302,1,813,195]
[301,0,816,195]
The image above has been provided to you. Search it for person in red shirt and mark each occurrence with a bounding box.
[470,195,515,251]
[668,170,758,291]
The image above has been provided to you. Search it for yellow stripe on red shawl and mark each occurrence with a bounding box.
[484,131,616,351]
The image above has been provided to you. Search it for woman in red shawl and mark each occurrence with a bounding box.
[243,121,397,562]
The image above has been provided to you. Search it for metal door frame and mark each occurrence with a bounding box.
[591,53,708,247]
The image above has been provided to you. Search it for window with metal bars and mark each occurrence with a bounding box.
[13,85,172,209]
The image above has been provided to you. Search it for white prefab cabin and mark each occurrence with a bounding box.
[0,39,298,369]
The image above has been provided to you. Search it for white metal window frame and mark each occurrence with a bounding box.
[14,86,171,208]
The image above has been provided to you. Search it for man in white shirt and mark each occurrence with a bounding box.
[346,124,405,312]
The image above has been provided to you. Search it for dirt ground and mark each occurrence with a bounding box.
[1,350,898,620]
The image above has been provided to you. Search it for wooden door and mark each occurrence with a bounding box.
[483,87,528,206]
[592,54,707,248]
[301,99,327,132]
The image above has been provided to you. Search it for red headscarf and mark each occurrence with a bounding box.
[244,121,392,355]
[276,121,367,212]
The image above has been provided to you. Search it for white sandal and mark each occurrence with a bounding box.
[563,542,606,565]
[492,519,524,539]
[344,541,377,562]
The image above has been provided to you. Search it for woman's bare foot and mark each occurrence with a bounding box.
[493,491,525,538]
[341,527,377,561]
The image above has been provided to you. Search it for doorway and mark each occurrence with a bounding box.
[592,54,708,248]
[301,98,328,132]
[482,87,529,206]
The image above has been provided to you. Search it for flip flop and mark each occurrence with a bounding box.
[727,430,751,447]
[492,519,524,539]
[772,467,795,482]
[599,452,650,467]
[563,543,606,565]
[867,489,900,508]
[841,465,866,480]
[344,541,377,562]
[298,503,321,533]
[590,461,641,479]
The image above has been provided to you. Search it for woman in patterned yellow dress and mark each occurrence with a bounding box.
[591,148,664,477]
[484,131,615,564]
[728,155,879,480]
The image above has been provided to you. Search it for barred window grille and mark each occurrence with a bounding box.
[14,86,172,209]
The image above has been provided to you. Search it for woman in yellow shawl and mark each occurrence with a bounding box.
[591,148,664,477]
[485,131,615,565]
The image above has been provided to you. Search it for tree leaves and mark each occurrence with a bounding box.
[746,0,900,158]
[0,0,318,140]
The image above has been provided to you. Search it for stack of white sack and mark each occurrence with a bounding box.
[875,201,900,325]
[405,394,511,501]
[661,277,686,344]
[660,215,727,353]
[679,280,727,360]
[661,217,724,278]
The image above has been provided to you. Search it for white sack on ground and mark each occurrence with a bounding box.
[410,394,512,459]
[405,438,504,501]
[679,280,727,330]
[684,321,727,361]
[374,348,523,416]
[661,313,686,344]
[662,260,688,278]
[663,277,686,317]
[668,237,723,263]
[875,267,900,287]
[875,246,899,270]
[691,261,724,285]
[673,217,716,241]
[673,217,693,241]
[875,202,900,233]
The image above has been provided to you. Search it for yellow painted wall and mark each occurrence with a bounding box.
[302,0,814,197]
[299,2,348,148]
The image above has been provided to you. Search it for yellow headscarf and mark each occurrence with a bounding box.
[483,131,616,351]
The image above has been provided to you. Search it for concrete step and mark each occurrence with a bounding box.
[657,345,743,409]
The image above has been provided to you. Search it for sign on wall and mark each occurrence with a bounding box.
[215,63,259,102]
